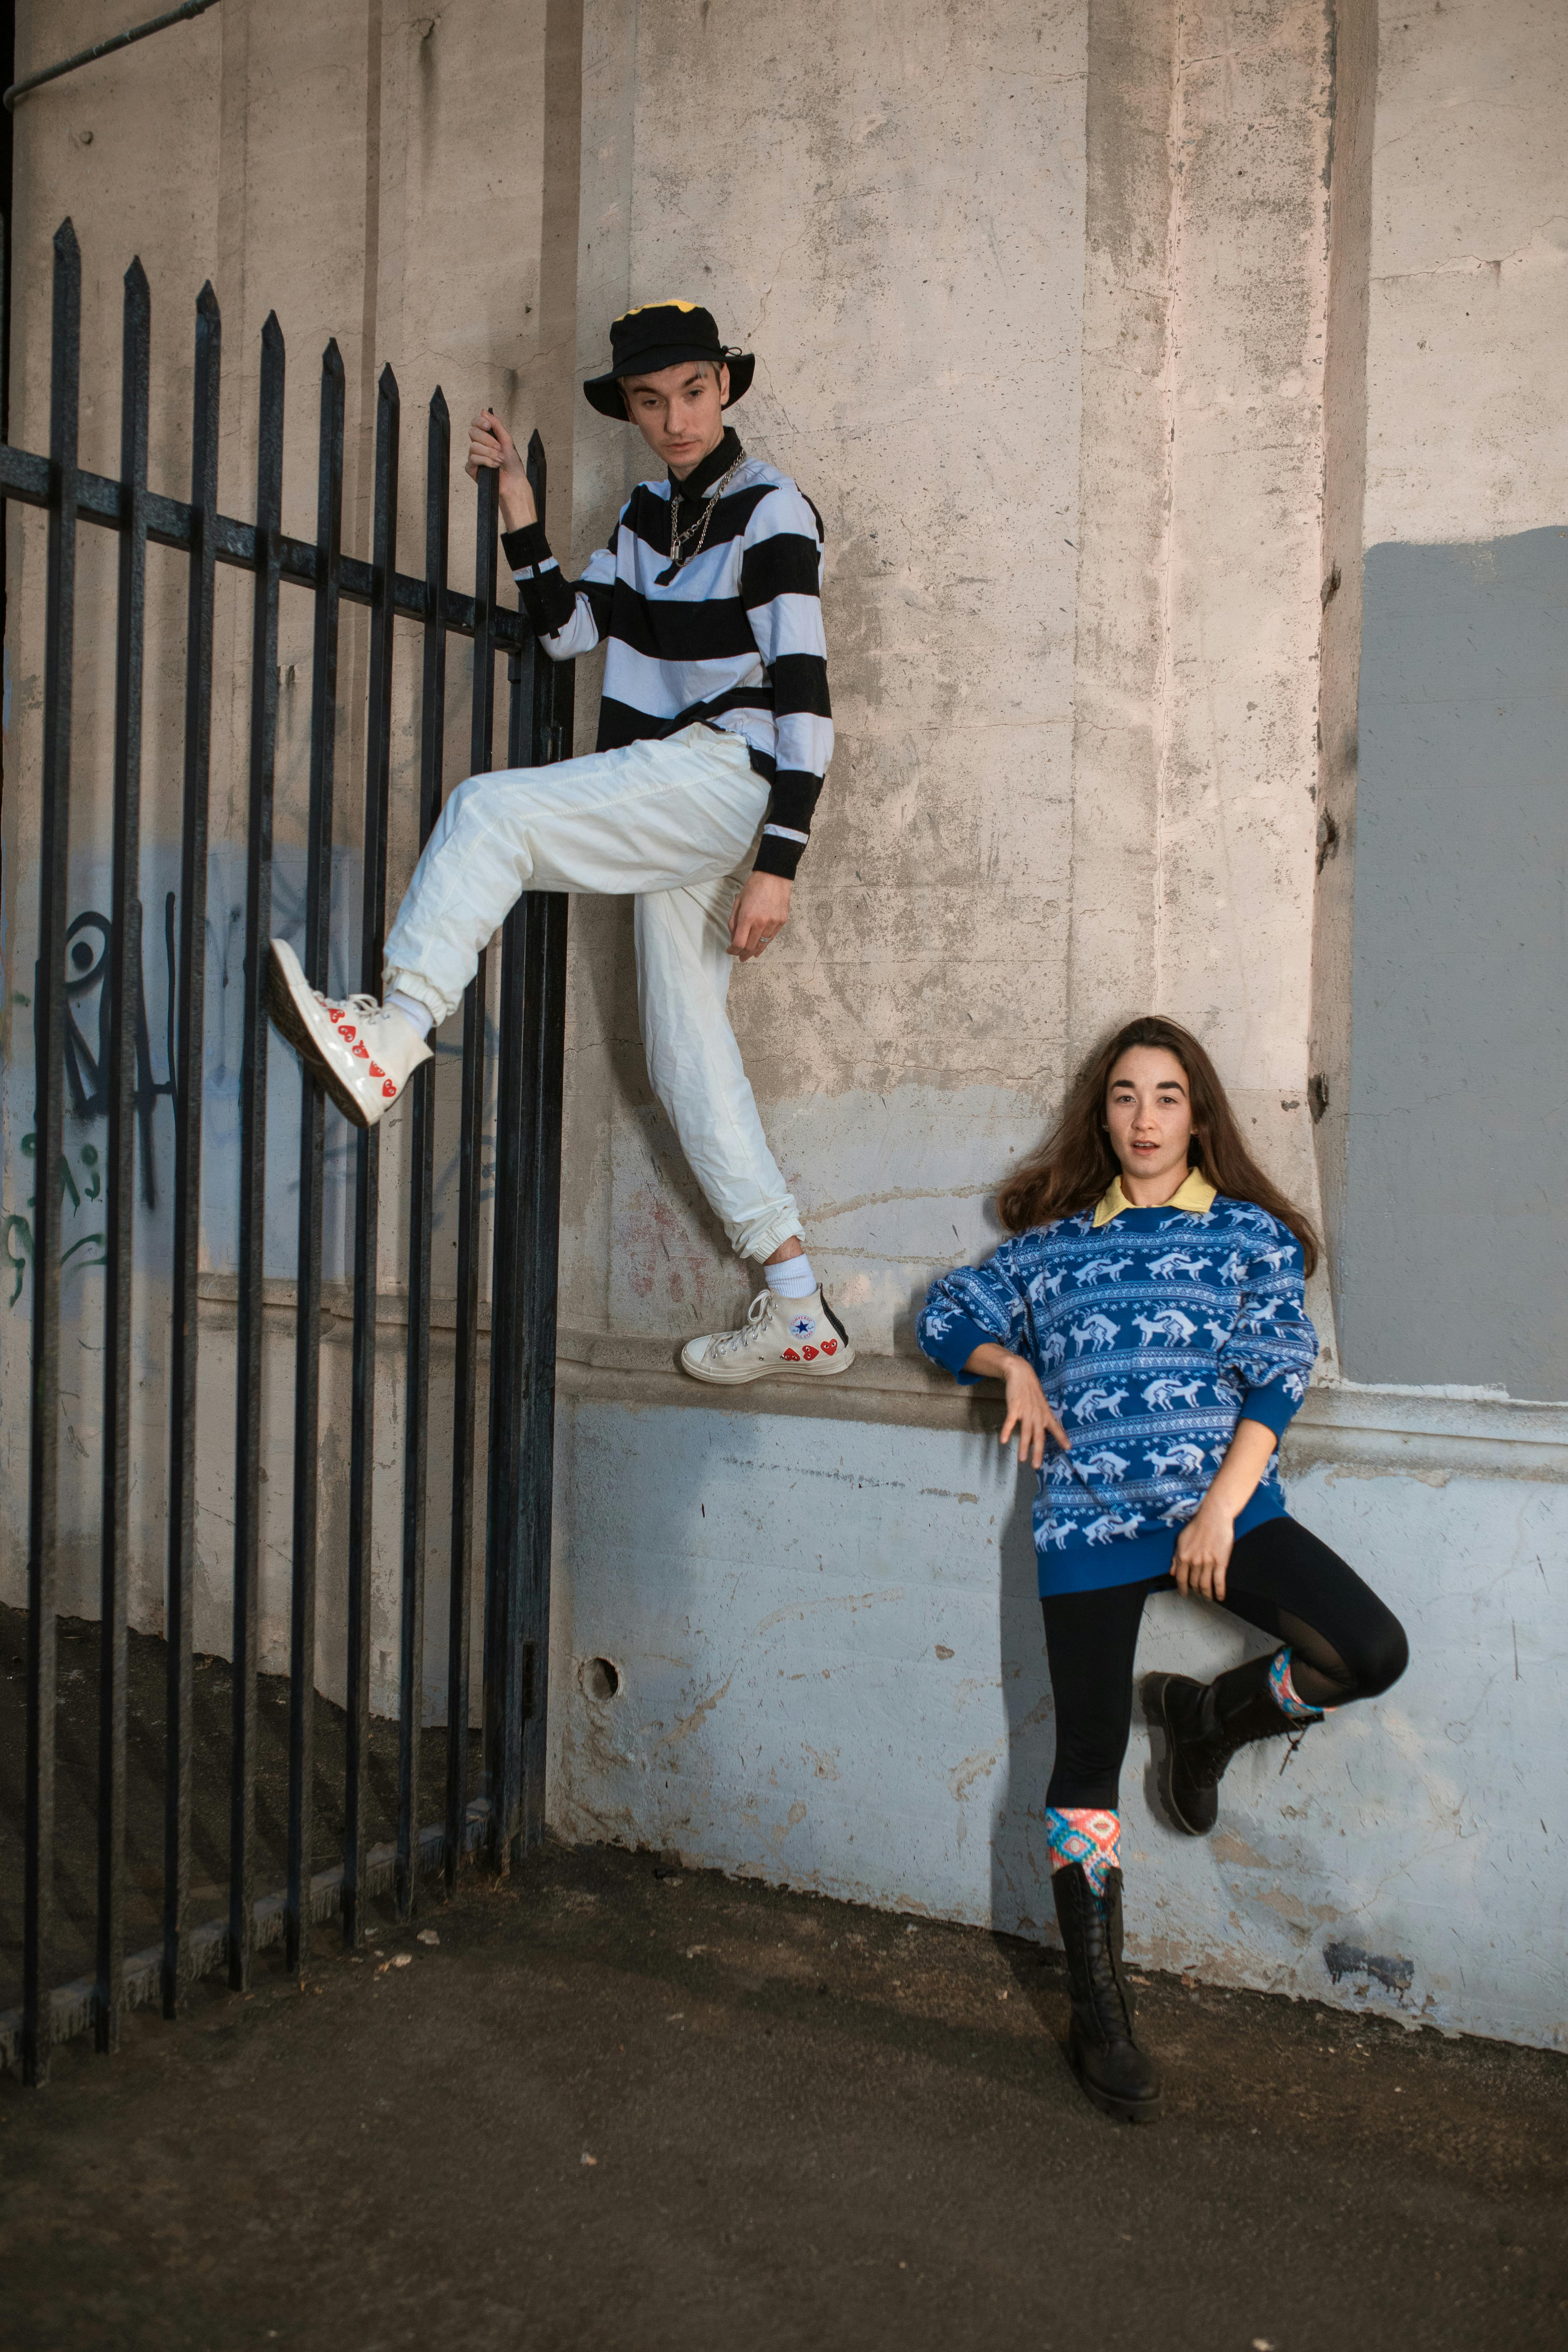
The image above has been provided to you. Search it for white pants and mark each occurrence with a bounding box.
[382,723,803,1264]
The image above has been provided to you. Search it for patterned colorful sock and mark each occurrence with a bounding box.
[1044,1806,1121,1898]
[1269,1647,1331,1721]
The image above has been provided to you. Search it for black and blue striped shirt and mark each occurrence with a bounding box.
[502,429,832,879]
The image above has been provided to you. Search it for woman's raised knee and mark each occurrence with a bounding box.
[1349,1612,1409,1701]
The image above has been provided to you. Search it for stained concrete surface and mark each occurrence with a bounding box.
[2,1839,1565,2352]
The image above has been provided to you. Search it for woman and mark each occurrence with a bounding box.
[918,1017,1408,2125]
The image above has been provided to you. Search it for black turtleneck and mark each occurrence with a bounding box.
[670,425,743,512]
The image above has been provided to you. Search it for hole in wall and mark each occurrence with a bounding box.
[580,1656,621,1704]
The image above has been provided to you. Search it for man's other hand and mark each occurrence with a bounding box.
[467,409,536,534]
[729,871,791,961]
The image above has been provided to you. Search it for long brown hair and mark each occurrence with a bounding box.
[995,1016,1319,1275]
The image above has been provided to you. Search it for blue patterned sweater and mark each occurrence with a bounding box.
[917,1184,1318,1595]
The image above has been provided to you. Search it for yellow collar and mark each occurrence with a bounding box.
[1092,1168,1217,1229]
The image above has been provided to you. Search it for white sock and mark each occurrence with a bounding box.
[386,990,434,1042]
[764,1253,816,1299]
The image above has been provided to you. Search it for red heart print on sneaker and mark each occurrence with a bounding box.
[782,1348,801,1361]
[266,940,432,1136]
[821,1340,837,1356]
[802,1346,819,1359]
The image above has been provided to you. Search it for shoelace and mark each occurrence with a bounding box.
[1278,1719,1320,1775]
[707,1292,772,1360]
[315,987,384,1022]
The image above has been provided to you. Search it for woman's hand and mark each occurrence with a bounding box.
[1173,1494,1236,1602]
[962,1342,1070,1470]
[467,408,536,534]
[1171,1416,1279,1602]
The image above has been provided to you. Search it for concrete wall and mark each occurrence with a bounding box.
[2,0,1565,2047]
[541,0,1567,2054]
[1308,0,1374,1330]
[558,0,1336,1362]
[551,1374,1568,2051]
[559,0,1093,1356]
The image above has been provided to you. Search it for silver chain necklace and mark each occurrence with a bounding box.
[665,451,745,575]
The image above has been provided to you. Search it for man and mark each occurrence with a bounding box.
[266,300,852,1383]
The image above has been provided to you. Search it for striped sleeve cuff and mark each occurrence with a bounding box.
[502,522,552,567]
[753,828,806,881]
[502,523,576,636]
[769,769,823,833]
[751,771,823,879]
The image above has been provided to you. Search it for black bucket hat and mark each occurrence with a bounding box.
[583,301,755,419]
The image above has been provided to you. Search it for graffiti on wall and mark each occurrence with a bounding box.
[4,894,178,1305]
[59,899,179,1199]
[5,870,501,1309]
[2,1132,106,1303]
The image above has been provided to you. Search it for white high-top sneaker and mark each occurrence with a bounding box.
[680,1288,856,1385]
[265,939,432,1130]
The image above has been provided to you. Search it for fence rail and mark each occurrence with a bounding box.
[0,443,532,642]
[6,217,571,2086]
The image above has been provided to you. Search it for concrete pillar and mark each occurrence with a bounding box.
[1309,0,1377,1351]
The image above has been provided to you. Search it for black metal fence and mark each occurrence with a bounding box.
[2,220,572,2085]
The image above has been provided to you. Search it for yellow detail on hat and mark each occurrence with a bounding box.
[617,299,702,320]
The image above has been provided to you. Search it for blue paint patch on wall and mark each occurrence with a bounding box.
[1344,528,1568,1397]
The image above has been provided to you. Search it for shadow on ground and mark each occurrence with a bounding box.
[0,1605,479,2013]
[1,1837,1564,2351]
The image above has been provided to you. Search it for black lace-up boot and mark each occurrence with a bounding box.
[1050,1863,1163,2125]
[1144,1650,1321,1837]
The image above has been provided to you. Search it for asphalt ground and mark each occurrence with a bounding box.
[2,1837,1564,2352]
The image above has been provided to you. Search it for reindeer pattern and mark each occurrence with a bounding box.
[916,1189,1316,1588]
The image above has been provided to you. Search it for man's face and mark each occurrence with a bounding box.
[620,359,731,476]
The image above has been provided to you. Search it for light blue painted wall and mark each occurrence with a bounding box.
[549,1391,1568,2051]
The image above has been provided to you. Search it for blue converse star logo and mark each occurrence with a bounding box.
[789,1314,817,1339]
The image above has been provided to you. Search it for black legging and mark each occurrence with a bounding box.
[1041,1515,1409,1810]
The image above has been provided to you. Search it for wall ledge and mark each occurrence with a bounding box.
[1285,1380,1568,1483]
[188,1285,1568,1476]
[555,1326,999,1433]
[557,1334,1568,1476]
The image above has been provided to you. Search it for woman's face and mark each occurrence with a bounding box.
[1104,1046,1195,1197]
